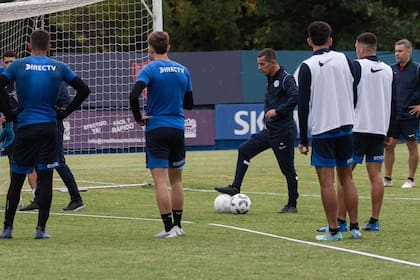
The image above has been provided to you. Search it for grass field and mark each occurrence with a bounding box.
[1,144,420,279]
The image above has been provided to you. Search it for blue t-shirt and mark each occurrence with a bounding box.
[136,59,192,131]
[1,56,76,128]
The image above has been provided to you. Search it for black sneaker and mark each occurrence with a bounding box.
[62,200,85,211]
[214,185,240,196]
[19,200,39,211]
[278,205,297,214]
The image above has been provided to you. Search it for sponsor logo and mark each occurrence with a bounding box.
[370,68,384,73]
[25,64,56,71]
[159,66,184,73]
[279,143,286,150]
[273,80,280,87]
[318,58,333,67]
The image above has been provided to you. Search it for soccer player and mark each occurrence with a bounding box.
[384,39,420,189]
[297,21,361,241]
[0,29,90,239]
[20,84,85,212]
[316,32,393,233]
[0,50,38,208]
[215,48,299,214]
[130,31,193,238]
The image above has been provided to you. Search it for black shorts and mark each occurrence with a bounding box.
[12,123,58,174]
[311,134,353,167]
[145,127,185,169]
[388,118,419,141]
[353,133,384,163]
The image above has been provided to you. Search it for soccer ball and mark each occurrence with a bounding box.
[214,194,232,213]
[230,193,251,214]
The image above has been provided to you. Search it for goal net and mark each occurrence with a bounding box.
[0,0,161,187]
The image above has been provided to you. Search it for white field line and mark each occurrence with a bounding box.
[209,223,420,268]
[183,187,420,201]
[0,210,193,224]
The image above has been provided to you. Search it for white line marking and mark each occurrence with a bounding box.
[184,187,420,201]
[0,210,193,224]
[209,223,420,268]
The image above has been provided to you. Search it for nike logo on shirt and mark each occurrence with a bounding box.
[318,58,334,67]
[370,68,384,73]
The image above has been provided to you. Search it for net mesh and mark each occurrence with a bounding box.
[0,0,155,187]
[0,0,153,154]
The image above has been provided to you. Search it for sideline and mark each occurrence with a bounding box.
[0,210,193,224]
[210,223,420,268]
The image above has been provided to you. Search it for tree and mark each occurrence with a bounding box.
[164,0,420,51]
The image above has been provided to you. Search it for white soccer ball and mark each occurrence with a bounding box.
[230,193,251,214]
[214,194,232,213]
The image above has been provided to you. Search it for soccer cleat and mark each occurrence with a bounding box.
[214,185,240,196]
[172,225,185,237]
[278,205,297,214]
[19,200,39,211]
[18,195,24,209]
[35,227,51,239]
[0,227,12,239]
[317,221,348,232]
[361,220,380,231]
[401,180,415,189]
[154,227,178,239]
[350,229,362,239]
[383,178,392,187]
[315,232,343,241]
[62,200,85,211]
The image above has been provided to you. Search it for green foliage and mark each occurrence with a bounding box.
[164,0,419,51]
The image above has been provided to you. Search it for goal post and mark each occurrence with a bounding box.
[0,0,162,186]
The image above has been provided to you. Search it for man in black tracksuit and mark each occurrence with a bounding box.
[384,39,420,189]
[215,48,299,213]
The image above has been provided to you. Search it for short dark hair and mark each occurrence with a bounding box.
[258,48,277,61]
[148,31,169,55]
[2,50,16,59]
[307,21,332,46]
[356,32,377,46]
[356,32,377,52]
[30,29,50,51]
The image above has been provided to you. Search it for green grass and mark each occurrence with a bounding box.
[1,145,420,279]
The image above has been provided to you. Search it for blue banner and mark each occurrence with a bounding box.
[215,104,265,140]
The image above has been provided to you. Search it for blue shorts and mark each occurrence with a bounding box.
[353,133,384,164]
[388,118,419,141]
[145,127,185,169]
[12,123,58,174]
[311,134,353,167]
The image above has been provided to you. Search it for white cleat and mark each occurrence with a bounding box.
[401,180,415,189]
[383,178,392,187]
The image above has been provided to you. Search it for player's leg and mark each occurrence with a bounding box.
[363,162,383,230]
[56,122,84,210]
[34,123,58,239]
[1,125,38,238]
[406,140,418,183]
[400,118,419,188]
[311,136,342,240]
[335,134,361,239]
[146,128,177,238]
[169,168,184,236]
[361,135,385,231]
[270,123,298,213]
[316,167,338,229]
[215,130,270,195]
[384,119,401,186]
[168,129,185,235]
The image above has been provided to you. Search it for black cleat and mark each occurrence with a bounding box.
[62,200,85,211]
[278,205,297,214]
[214,185,240,196]
[19,200,39,211]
